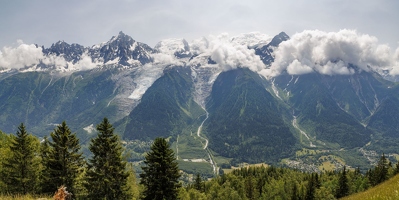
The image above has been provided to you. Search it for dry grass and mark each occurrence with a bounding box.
[0,194,51,200]
[342,174,399,200]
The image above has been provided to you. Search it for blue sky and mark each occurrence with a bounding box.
[0,0,398,48]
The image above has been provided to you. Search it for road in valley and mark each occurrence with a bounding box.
[196,107,218,175]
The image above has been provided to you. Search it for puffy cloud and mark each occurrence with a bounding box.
[191,33,265,72]
[73,53,101,70]
[190,37,210,55]
[41,54,68,69]
[0,42,43,69]
[389,47,399,75]
[268,29,397,76]
[0,41,102,72]
[152,53,184,66]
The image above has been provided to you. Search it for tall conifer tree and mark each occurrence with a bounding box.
[85,118,130,200]
[335,166,349,198]
[43,121,84,195]
[140,137,181,200]
[39,136,52,194]
[1,123,39,194]
[374,153,389,185]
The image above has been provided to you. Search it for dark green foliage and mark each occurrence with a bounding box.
[394,161,399,175]
[42,121,85,195]
[0,123,39,194]
[206,68,296,163]
[194,173,203,192]
[368,154,389,186]
[178,165,373,200]
[85,118,131,200]
[39,136,53,194]
[335,166,349,198]
[140,137,181,200]
[305,173,320,200]
[291,183,300,200]
[124,67,204,141]
[244,175,257,200]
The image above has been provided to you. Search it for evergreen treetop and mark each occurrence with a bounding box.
[0,123,39,194]
[42,121,84,195]
[140,137,181,200]
[336,166,349,198]
[85,118,130,200]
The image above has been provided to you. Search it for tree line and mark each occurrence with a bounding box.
[180,154,398,200]
[0,118,137,199]
[1,118,399,199]
[0,118,182,200]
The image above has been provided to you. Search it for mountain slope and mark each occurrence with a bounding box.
[205,68,296,163]
[274,73,372,148]
[0,69,138,138]
[2,31,399,172]
[123,66,205,141]
[367,96,399,138]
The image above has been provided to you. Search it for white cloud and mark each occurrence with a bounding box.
[41,54,68,69]
[0,41,102,72]
[389,47,399,75]
[268,29,398,76]
[190,33,266,72]
[74,53,101,70]
[0,43,43,69]
[152,53,184,66]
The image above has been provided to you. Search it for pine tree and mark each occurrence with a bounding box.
[194,173,203,191]
[140,137,181,200]
[394,161,399,175]
[245,175,256,200]
[291,183,299,200]
[0,123,39,194]
[39,136,53,194]
[42,121,85,195]
[305,174,315,200]
[370,154,389,186]
[335,166,349,198]
[85,118,130,200]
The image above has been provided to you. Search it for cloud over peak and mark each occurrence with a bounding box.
[267,29,398,76]
[1,29,398,78]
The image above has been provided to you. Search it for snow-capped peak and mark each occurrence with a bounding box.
[154,38,191,58]
[231,32,272,47]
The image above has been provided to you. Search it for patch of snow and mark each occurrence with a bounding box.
[83,124,95,134]
[105,57,119,65]
[128,63,167,100]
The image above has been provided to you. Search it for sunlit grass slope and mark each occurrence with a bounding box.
[342,174,399,200]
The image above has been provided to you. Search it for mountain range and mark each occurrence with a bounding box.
[1,31,399,173]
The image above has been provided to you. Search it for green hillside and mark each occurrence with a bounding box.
[274,73,372,148]
[123,66,205,141]
[342,174,399,200]
[205,68,297,164]
[0,70,120,138]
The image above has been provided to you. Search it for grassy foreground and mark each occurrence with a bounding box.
[342,174,399,200]
[0,195,51,200]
